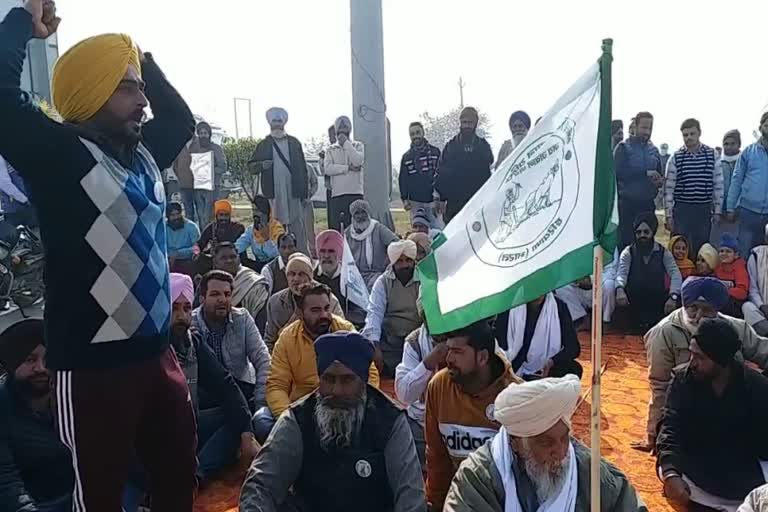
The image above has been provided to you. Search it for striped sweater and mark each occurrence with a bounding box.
[664,144,723,216]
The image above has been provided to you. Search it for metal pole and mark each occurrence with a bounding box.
[247,99,253,139]
[233,98,240,140]
[590,245,603,512]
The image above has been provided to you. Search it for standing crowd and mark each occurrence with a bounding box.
[0,3,766,512]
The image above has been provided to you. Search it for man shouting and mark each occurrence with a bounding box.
[0,2,197,509]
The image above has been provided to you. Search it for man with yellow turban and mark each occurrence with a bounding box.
[444,376,647,511]
[0,2,197,509]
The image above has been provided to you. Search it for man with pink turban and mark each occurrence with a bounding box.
[315,229,367,327]
[166,273,260,486]
[0,2,197,508]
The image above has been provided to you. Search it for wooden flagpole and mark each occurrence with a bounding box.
[590,244,604,511]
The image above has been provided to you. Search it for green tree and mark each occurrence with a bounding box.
[222,137,261,203]
[419,107,492,151]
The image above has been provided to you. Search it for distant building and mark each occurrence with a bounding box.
[0,1,59,103]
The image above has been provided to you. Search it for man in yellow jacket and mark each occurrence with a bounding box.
[253,281,379,441]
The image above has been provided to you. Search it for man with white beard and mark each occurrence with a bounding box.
[240,332,425,512]
[632,276,768,452]
[444,375,646,511]
[344,199,399,291]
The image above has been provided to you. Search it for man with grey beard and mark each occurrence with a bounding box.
[444,376,646,511]
[633,276,768,453]
[240,331,425,512]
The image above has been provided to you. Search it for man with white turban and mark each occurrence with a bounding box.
[445,376,647,512]
[248,107,310,254]
[363,239,421,377]
[345,199,399,290]
[0,3,198,508]
[324,115,366,231]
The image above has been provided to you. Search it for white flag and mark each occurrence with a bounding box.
[340,239,369,310]
[419,59,617,333]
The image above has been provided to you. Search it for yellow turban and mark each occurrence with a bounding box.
[52,33,142,123]
[214,200,233,215]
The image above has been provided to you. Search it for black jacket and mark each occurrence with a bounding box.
[399,142,440,203]
[434,133,493,219]
[175,331,253,433]
[0,376,74,511]
[657,362,768,500]
[248,135,308,200]
[0,9,195,371]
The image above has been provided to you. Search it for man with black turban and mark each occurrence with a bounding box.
[0,2,197,508]
[434,106,494,222]
[240,331,425,512]
[657,317,768,512]
[615,212,682,331]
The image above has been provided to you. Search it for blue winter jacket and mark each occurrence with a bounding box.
[726,142,768,214]
[613,136,662,202]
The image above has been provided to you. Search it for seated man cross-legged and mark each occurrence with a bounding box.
[264,252,344,351]
[314,229,367,327]
[743,224,768,336]
[192,270,272,411]
[363,239,422,378]
[445,375,647,511]
[495,293,583,380]
[657,317,768,512]
[213,242,270,331]
[634,276,768,452]
[615,212,682,332]
[240,332,425,512]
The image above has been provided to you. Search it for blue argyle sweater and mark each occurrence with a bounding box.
[0,8,195,369]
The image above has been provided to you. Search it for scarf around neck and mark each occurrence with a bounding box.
[491,428,577,512]
[506,293,562,376]
[349,219,378,267]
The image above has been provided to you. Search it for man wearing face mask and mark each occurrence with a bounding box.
[615,212,682,332]
[399,121,442,229]
[495,110,531,171]
[631,276,768,453]
[345,199,398,291]
[363,240,422,378]
[613,111,663,250]
[324,115,365,231]
[248,107,310,254]
[435,107,494,223]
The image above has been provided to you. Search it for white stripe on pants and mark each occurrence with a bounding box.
[55,371,86,512]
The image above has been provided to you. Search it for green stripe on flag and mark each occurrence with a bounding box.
[594,39,617,261]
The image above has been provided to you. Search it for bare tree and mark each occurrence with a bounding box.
[419,107,493,151]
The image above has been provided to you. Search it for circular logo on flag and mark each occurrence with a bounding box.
[467,118,581,268]
[355,459,372,478]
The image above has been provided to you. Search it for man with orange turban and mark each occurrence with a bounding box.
[0,1,197,509]
[196,199,246,273]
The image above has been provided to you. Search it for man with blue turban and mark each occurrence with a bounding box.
[0,1,197,508]
[240,331,425,512]
[633,276,768,453]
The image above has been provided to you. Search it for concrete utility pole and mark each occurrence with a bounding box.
[350,0,394,229]
[458,77,465,109]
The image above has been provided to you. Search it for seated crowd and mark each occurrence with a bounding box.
[3,177,768,512]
